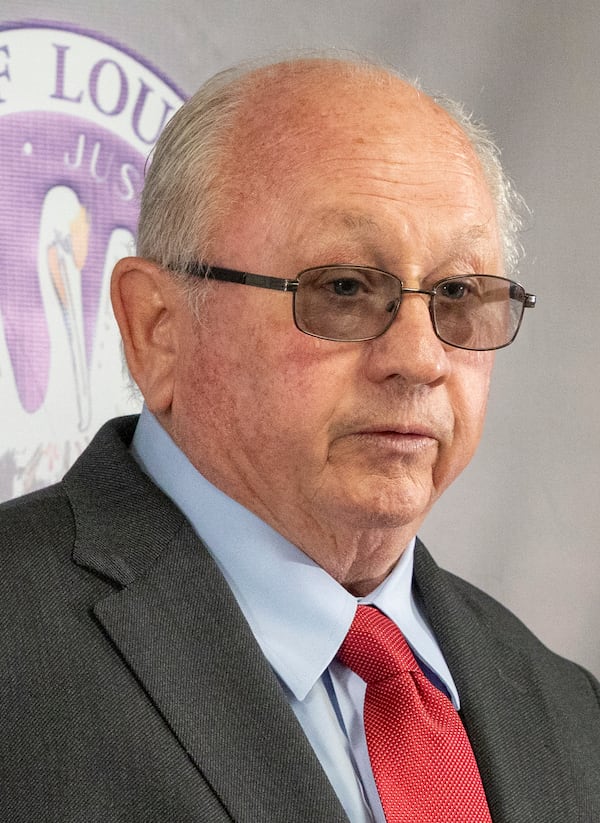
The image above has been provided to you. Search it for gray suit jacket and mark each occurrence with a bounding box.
[0,416,598,821]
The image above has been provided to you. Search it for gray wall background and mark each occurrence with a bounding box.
[3,0,599,678]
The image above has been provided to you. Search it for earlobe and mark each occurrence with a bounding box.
[110,256,179,414]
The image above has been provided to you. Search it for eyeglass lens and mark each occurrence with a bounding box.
[293,267,526,350]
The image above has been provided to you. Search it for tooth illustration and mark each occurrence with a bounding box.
[42,187,91,432]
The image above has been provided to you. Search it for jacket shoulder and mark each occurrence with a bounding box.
[416,540,600,712]
[0,480,74,561]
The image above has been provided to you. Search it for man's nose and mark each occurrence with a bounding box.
[363,293,451,385]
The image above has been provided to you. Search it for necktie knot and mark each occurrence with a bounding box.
[337,605,417,684]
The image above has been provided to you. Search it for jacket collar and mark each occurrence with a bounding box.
[414,540,577,822]
[65,417,350,823]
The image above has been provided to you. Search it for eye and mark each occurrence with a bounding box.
[330,278,363,297]
[301,266,387,302]
[438,279,471,300]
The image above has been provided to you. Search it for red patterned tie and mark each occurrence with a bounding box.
[337,605,492,823]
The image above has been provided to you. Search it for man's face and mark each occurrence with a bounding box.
[162,67,501,590]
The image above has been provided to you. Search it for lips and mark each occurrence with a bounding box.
[335,427,440,461]
[332,405,453,451]
[357,425,439,439]
[332,417,447,458]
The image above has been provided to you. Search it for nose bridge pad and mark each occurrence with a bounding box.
[395,290,435,329]
[383,296,401,335]
[379,290,438,341]
[424,294,437,334]
[372,290,449,380]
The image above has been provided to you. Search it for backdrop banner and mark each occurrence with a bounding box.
[0,21,184,501]
[0,2,597,680]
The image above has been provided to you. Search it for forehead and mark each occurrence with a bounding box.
[216,63,499,266]
[230,63,476,175]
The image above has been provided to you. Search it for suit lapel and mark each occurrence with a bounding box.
[413,540,578,823]
[65,418,349,823]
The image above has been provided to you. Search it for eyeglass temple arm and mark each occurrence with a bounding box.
[475,286,537,308]
[181,263,536,307]
[183,263,298,293]
[507,280,536,308]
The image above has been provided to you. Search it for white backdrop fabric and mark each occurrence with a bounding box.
[0,0,598,679]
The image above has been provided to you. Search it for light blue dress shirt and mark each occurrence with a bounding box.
[131,407,460,823]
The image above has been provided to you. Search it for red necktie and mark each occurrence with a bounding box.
[337,605,492,823]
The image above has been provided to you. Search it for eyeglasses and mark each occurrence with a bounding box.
[180,263,536,351]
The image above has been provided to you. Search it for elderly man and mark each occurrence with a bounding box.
[1,57,598,822]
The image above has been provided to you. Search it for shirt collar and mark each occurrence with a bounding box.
[131,407,459,706]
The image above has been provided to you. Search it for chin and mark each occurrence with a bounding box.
[326,488,431,531]
[351,508,423,530]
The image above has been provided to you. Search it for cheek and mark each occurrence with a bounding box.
[179,306,351,446]
[280,335,337,390]
[445,354,493,466]
[247,331,365,480]
[424,353,493,504]
[247,343,341,462]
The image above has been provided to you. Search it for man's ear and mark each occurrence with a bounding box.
[110,256,181,414]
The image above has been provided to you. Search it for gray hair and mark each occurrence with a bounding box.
[430,91,525,275]
[137,55,525,297]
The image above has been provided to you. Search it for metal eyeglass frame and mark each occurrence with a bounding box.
[178,262,537,350]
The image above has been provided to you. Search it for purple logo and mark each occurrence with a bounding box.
[0,22,185,500]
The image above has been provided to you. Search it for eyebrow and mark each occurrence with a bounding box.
[320,210,497,258]
[454,224,497,248]
[339,212,381,234]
